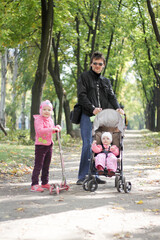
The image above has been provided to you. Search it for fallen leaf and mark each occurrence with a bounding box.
[112,206,125,210]
[152,209,159,212]
[125,232,133,238]
[16,208,24,212]
[143,208,152,212]
[135,200,143,204]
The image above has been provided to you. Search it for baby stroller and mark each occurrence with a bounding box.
[82,109,132,193]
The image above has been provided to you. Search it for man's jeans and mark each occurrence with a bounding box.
[78,113,92,180]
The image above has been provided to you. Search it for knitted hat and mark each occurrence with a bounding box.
[101,132,112,142]
[40,100,53,115]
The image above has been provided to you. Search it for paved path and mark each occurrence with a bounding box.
[0,130,160,240]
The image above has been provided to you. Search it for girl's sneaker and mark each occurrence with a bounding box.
[31,185,44,192]
[41,183,51,190]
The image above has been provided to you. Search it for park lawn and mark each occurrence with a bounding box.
[0,142,35,176]
[0,130,80,177]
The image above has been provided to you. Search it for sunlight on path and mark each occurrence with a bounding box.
[0,130,160,240]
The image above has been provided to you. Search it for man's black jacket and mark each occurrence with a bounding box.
[77,69,120,117]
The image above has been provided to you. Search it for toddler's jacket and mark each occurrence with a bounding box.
[33,115,56,146]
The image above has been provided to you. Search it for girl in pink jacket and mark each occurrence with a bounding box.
[31,100,61,192]
[91,132,119,177]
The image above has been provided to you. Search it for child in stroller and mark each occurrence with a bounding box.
[82,109,131,193]
[92,132,119,177]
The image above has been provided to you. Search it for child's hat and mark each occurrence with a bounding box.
[40,100,53,115]
[101,132,112,142]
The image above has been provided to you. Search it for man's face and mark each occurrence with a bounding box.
[91,58,105,74]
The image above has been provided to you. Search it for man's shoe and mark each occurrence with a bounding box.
[96,177,106,184]
[76,179,84,185]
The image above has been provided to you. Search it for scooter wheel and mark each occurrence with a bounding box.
[49,186,54,195]
[65,185,69,191]
[56,185,60,195]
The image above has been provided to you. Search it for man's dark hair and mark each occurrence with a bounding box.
[90,51,106,65]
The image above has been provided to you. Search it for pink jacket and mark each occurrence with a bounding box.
[91,143,119,156]
[33,115,59,146]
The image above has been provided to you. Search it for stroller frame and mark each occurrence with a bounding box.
[82,109,131,193]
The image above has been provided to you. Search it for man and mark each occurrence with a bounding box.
[77,51,123,185]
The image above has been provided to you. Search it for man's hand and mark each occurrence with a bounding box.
[116,108,124,115]
[93,108,102,115]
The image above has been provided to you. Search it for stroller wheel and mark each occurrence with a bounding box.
[88,179,98,192]
[115,176,120,187]
[83,179,89,191]
[122,176,126,183]
[124,181,132,193]
[117,180,124,193]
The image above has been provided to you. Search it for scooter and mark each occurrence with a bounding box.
[49,131,69,195]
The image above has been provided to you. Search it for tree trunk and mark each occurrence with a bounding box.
[0,49,7,127]
[156,86,160,131]
[137,0,160,86]
[0,122,7,136]
[11,48,18,129]
[30,0,53,140]
[91,0,101,53]
[21,92,26,130]
[103,0,122,76]
[75,14,81,81]
[146,0,160,45]
[63,96,74,136]
[150,100,155,131]
[48,40,64,126]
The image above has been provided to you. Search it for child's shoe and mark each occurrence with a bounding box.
[97,165,104,171]
[31,185,44,192]
[97,165,104,175]
[108,170,115,177]
[41,183,51,190]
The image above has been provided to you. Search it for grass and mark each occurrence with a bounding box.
[141,129,160,147]
[0,129,81,177]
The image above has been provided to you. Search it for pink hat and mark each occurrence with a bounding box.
[40,100,53,115]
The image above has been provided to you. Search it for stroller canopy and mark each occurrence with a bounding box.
[93,109,124,135]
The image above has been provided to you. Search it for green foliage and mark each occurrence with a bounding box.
[0,0,159,131]
[0,129,34,145]
[0,0,41,48]
[119,81,145,130]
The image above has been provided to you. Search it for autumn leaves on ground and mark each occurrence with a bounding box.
[0,129,160,240]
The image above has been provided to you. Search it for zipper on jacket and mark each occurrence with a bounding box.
[96,80,101,108]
